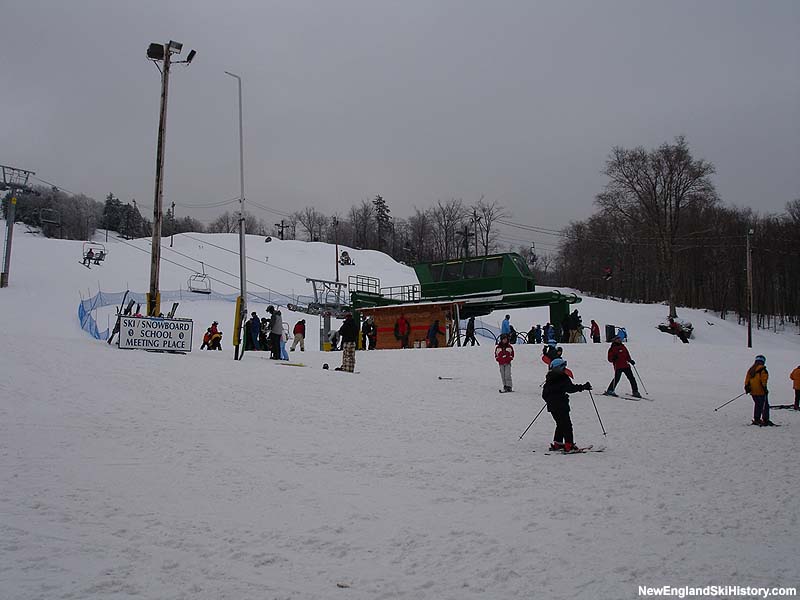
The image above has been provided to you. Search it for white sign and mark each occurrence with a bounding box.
[119,316,193,352]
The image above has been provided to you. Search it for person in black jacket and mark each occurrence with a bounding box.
[336,313,359,372]
[541,358,592,453]
[463,316,478,347]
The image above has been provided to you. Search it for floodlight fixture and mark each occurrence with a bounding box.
[168,40,183,53]
[185,49,196,64]
[146,43,164,60]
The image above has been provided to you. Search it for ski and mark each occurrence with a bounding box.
[277,362,306,367]
[499,389,513,393]
[541,445,606,455]
[438,376,455,380]
[107,291,130,345]
[769,405,797,410]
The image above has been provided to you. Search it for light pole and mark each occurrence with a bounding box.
[225,70,248,360]
[146,40,195,316]
[746,227,754,348]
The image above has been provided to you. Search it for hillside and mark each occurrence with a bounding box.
[1,223,798,600]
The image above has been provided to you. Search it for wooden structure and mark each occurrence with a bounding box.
[357,300,463,349]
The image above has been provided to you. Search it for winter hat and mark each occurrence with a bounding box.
[755,355,766,364]
[549,358,567,371]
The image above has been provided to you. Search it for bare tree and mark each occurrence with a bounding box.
[348,200,373,249]
[431,198,466,260]
[295,207,328,241]
[207,211,238,233]
[472,197,509,255]
[596,136,718,317]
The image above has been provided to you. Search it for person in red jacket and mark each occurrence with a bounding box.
[495,333,515,392]
[290,319,306,351]
[604,336,640,398]
[590,319,601,343]
[791,365,800,411]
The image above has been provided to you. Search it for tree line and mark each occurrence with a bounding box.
[557,136,799,330]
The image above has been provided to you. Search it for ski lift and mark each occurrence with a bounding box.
[188,262,212,295]
[81,241,106,266]
[39,208,61,226]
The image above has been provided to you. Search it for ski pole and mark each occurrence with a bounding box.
[632,364,648,395]
[588,390,607,436]
[519,403,547,440]
[713,392,747,412]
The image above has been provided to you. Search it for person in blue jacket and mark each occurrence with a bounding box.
[248,312,261,350]
[501,314,511,336]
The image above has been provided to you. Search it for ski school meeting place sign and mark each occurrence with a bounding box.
[118,316,193,352]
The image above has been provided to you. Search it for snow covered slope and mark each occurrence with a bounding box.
[1,223,798,599]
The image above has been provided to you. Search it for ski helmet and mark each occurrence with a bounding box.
[550,358,567,371]
[754,355,766,364]
[322,363,330,370]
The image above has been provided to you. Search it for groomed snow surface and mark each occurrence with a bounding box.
[1,223,798,600]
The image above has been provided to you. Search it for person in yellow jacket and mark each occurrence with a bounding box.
[744,354,773,426]
[790,365,800,411]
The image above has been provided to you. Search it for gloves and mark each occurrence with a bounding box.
[629,359,636,365]
[583,382,592,391]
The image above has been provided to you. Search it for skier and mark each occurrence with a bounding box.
[394,314,411,349]
[744,355,773,426]
[82,248,94,266]
[280,330,289,360]
[500,314,512,336]
[328,328,340,351]
[560,314,572,343]
[463,316,478,347]
[590,319,601,344]
[336,313,358,372]
[290,319,306,351]
[792,365,800,411]
[543,323,554,343]
[542,357,592,453]
[260,318,270,352]
[604,336,641,398]
[495,332,515,392]
[568,310,583,343]
[427,319,443,348]
[508,325,518,344]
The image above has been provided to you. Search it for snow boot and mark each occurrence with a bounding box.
[631,391,642,398]
[505,386,513,392]
[604,390,618,397]
[761,420,776,427]
[549,442,565,451]
[563,442,580,453]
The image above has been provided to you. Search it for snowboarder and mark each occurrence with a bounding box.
[495,333,515,392]
[394,314,411,349]
[201,328,212,350]
[791,365,800,411]
[427,319,443,348]
[542,358,592,452]
[745,355,773,425]
[605,336,640,398]
[463,316,478,347]
[336,313,358,372]
[590,320,601,344]
[290,319,306,351]
[280,330,289,360]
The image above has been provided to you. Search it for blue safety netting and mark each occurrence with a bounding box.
[77,289,297,341]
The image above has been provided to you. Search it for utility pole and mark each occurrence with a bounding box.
[274,219,286,240]
[461,224,472,258]
[746,227,754,348]
[471,209,481,257]
[333,217,339,283]
[170,201,175,247]
[146,39,195,316]
[1,164,35,288]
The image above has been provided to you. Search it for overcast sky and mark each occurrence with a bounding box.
[1,0,798,253]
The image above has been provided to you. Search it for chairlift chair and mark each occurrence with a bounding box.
[188,262,212,294]
[81,241,107,265]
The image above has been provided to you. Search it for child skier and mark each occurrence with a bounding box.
[745,355,773,426]
[495,333,515,392]
[790,365,800,411]
[604,336,641,398]
[542,358,592,452]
